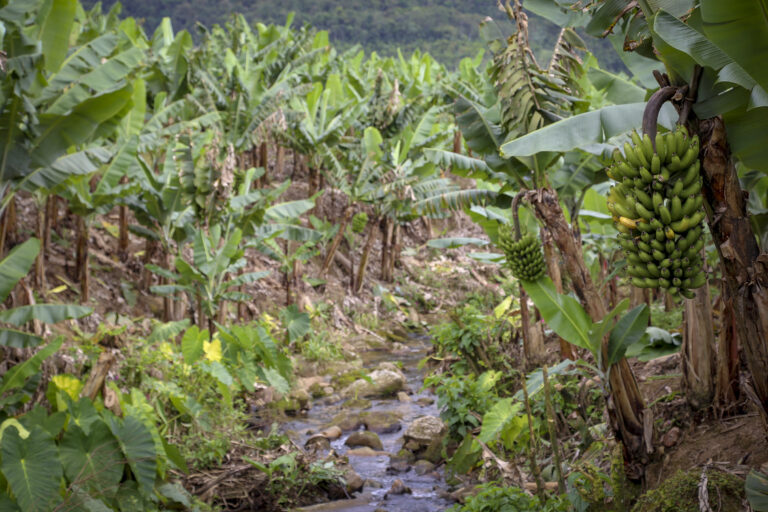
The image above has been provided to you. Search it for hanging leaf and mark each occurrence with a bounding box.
[522,277,593,352]
[426,237,489,249]
[181,326,205,365]
[279,305,310,343]
[0,239,39,303]
[0,304,92,325]
[606,305,650,367]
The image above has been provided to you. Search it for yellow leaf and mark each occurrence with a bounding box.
[203,338,222,362]
[159,342,175,361]
[261,313,278,333]
[494,296,514,319]
[50,285,68,294]
[52,374,83,400]
[101,221,119,238]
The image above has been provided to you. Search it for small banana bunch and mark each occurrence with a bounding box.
[607,126,707,299]
[498,224,546,282]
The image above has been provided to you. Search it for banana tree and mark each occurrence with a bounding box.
[522,0,768,422]
[149,225,268,334]
[0,239,91,350]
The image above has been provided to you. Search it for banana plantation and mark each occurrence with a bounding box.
[1,0,768,510]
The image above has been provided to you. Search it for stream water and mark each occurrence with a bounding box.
[285,334,454,512]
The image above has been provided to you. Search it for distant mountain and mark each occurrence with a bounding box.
[84,0,625,71]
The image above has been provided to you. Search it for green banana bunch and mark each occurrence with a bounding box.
[498,224,546,282]
[351,212,369,233]
[606,125,707,299]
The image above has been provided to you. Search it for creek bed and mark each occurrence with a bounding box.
[284,334,454,512]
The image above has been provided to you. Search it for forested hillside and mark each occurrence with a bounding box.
[82,0,624,69]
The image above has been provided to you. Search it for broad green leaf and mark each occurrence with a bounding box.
[426,237,489,249]
[279,305,310,343]
[746,470,768,511]
[59,422,123,493]
[181,326,205,365]
[0,328,42,348]
[0,338,62,395]
[494,296,514,319]
[522,278,593,351]
[264,199,315,221]
[653,11,731,70]
[0,238,39,303]
[0,304,92,326]
[701,0,768,95]
[109,415,157,494]
[606,305,650,368]
[1,426,62,512]
[448,433,482,474]
[162,440,188,475]
[478,398,523,443]
[148,319,191,343]
[39,0,76,73]
[588,298,630,356]
[500,102,678,157]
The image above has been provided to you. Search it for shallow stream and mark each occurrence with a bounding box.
[286,334,454,512]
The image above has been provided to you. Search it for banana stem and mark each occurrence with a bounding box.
[642,85,677,147]
[511,190,527,241]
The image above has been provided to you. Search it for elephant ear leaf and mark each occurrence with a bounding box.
[0,239,39,303]
[109,415,157,495]
[1,425,62,512]
[59,422,124,496]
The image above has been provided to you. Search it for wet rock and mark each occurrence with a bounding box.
[322,386,334,395]
[308,382,327,398]
[304,435,331,452]
[396,391,411,403]
[344,398,372,410]
[360,411,402,434]
[329,411,364,431]
[341,368,406,398]
[387,479,412,496]
[404,416,445,446]
[404,440,420,451]
[347,447,387,456]
[449,486,477,503]
[320,426,342,440]
[662,426,681,447]
[413,459,435,475]
[365,479,384,489]
[388,449,414,473]
[416,397,434,407]
[288,388,311,409]
[421,437,445,464]
[345,431,384,451]
[344,469,364,494]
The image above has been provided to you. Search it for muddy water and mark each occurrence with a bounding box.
[285,334,453,512]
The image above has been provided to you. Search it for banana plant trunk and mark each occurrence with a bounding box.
[355,216,379,294]
[35,199,46,290]
[259,141,269,187]
[76,216,90,303]
[698,116,768,421]
[381,217,394,282]
[526,188,649,474]
[321,205,354,277]
[681,276,716,410]
[389,223,400,280]
[275,145,285,180]
[541,226,575,360]
[0,194,17,257]
[716,291,740,409]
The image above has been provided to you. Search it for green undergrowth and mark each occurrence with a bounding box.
[631,469,745,512]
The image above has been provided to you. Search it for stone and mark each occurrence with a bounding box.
[416,397,434,407]
[344,469,364,494]
[345,431,384,451]
[329,411,363,432]
[365,479,384,489]
[305,435,331,452]
[341,368,406,398]
[413,460,435,475]
[347,447,387,456]
[319,426,342,440]
[397,391,411,403]
[388,449,414,473]
[387,479,412,496]
[344,398,372,410]
[404,416,445,446]
[360,411,402,434]
[662,426,681,448]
